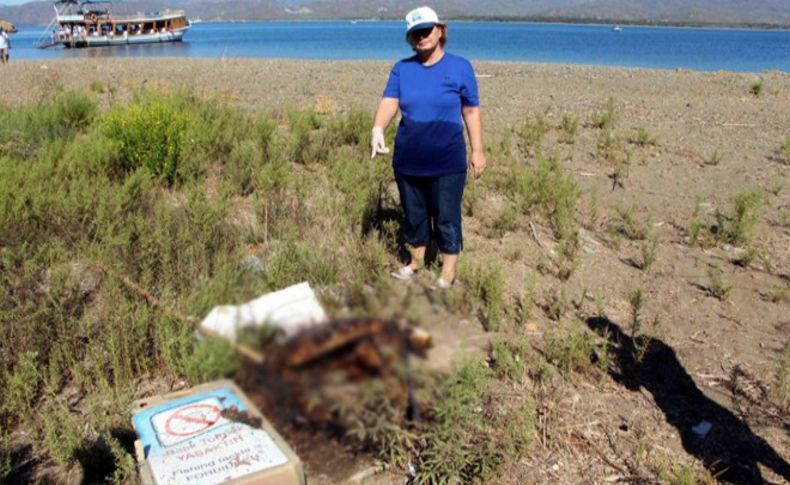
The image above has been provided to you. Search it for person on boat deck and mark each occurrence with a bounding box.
[371,6,486,289]
[0,27,10,64]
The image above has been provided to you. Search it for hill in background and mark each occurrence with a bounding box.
[2,0,790,27]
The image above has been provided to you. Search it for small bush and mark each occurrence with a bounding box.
[490,337,530,382]
[554,230,581,281]
[543,286,568,321]
[559,112,578,144]
[591,97,617,130]
[519,113,551,154]
[264,238,339,289]
[414,359,532,484]
[466,262,506,331]
[715,190,763,245]
[225,139,261,196]
[102,93,190,184]
[515,273,537,325]
[513,155,579,238]
[544,326,595,375]
[483,203,518,239]
[89,80,106,93]
[1,351,40,422]
[627,288,661,362]
[326,106,371,147]
[705,150,724,166]
[750,79,764,97]
[287,107,323,165]
[705,267,732,301]
[0,91,97,158]
[636,236,659,272]
[342,383,416,468]
[613,206,651,240]
[630,127,657,147]
[40,400,83,467]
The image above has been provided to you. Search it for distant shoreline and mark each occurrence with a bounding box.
[6,17,790,31]
[174,18,790,31]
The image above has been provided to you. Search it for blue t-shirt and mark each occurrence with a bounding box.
[383,52,479,176]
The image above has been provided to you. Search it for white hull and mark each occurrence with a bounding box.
[61,26,188,47]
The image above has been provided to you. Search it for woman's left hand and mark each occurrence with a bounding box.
[469,150,487,178]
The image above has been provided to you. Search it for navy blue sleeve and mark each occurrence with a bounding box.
[383,62,400,98]
[459,60,479,107]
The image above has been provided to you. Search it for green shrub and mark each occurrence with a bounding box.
[1,351,40,422]
[630,127,656,147]
[157,317,239,383]
[591,97,617,130]
[613,206,651,240]
[513,155,579,238]
[264,238,338,289]
[555,230,581,281]
[559,112,578,144]
[544,326,595,375]
[102,93,191,184]
[636,236,659,272]
[287,107,323,164]
[225,139,261,196]
[706,267,732,301]
[0,91,97,158]
[343,383,416,468]
[466,262,506,331]
[715,190,763,245]
[256,112,279,161]
[490,337,530,382]
[188,99,254,161]
[750,80,763,97]
[415,360,504,484]
[39,400,83,467]
[326,106,370,147]
[519,113,551,154]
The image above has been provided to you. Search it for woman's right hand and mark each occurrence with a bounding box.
[371,126,390,159]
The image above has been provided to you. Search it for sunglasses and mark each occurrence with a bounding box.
[409,26,435,40]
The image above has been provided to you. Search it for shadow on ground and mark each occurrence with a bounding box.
[586,317,790,484]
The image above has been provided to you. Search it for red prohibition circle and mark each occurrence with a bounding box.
[164,404,222,437]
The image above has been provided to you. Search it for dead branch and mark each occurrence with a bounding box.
[94,261,265,364]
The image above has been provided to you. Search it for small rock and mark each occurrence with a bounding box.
[241,254,265,274]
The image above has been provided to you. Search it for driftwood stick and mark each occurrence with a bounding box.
[94,261,265,365]
[529,221,543,248]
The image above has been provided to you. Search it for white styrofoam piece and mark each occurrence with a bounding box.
[200,282,327,342]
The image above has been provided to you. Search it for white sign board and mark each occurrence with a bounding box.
[134,388,289,485]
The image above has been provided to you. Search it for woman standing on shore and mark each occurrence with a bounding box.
[371,6,486,289]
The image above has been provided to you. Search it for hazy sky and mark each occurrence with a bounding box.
[0,0,33,5]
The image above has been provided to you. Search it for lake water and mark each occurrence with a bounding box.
[9,21,790,72]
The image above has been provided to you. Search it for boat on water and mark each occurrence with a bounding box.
[40,0,189,48]
[612,25,623,32]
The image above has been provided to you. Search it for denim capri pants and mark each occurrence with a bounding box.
[394,171,467,255]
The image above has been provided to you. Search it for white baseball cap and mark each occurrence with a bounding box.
[405,6,441,34]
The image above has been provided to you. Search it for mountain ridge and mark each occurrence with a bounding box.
[2,0,789,27]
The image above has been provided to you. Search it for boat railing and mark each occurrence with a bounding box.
[56,9,186,23]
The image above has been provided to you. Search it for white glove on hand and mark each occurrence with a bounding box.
[370,126,390,159]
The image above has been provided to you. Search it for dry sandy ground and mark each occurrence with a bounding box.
[3,58,788,483]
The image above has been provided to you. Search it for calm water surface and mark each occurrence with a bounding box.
[9,21,790,72]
